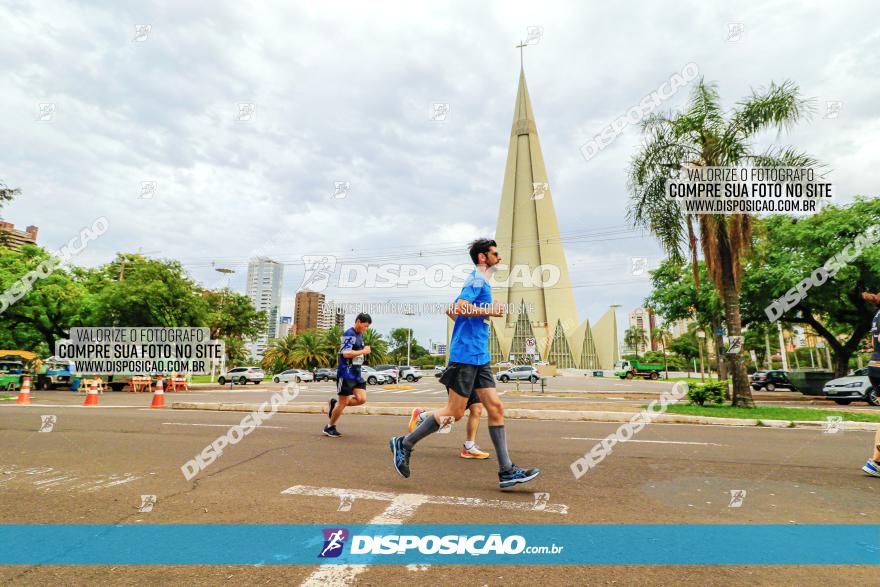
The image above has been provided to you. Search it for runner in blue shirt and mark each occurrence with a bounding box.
[390,238,540,488]
[861,292,880,477]
[325,313,372,438]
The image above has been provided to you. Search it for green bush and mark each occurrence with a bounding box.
[687,380,728,406]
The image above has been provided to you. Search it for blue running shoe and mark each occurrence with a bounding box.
[323,425,341,438]
[862,459,880,477]
[390,436,411,478]
[498,464,540,488]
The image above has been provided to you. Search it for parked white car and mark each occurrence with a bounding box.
[361,366,392,385]
[496,365,540,383]
[273,369,314,384]
[822,368,878,406]
[218,367,264,385]
[397,366,424,382]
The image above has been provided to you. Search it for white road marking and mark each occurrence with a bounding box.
[287,485,567,587]
[392,390,411,394]
[162,422,285,429]
[410,390,431,395]
[563,436,723,446]
[0,466,140,492]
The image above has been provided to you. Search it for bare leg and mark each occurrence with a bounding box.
[466,403,482,443]
[873,429,880,462]
[330,388,366,425]
[474,387,503,425]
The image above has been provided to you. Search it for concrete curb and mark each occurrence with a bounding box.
[170,402,880,430]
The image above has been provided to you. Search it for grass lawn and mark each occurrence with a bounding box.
[189,374,215,383]
[662,376,721,385]
[599,376,720,385]
[663,403,880,423]
[0,395,16,401]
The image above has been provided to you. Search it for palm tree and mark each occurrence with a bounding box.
[628,79,819,406]
[291,330,330,370]
[652,324,671,379]
[361,327,388,365]
[320,325,343,366]
[624,327,646,358]
[222,336,250,366]
[262,334,298,373]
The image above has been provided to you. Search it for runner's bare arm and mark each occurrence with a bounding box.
[451,298,504,317]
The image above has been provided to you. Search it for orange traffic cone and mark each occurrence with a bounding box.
[15,375,31,404]
[83,379,100,406]
[151,378,165,408]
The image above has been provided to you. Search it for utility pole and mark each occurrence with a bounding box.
[764,330,773,370]
[777,322,789,371]
[403,309,416,366]
[697,330,706,383]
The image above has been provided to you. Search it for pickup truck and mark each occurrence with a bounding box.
[614,359,664,380]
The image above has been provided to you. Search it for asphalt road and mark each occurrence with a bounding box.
[1,401,878,585]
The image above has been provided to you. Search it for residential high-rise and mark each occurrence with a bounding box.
[295,290,325,331]
[448,64,619,368]
[245,257,283,359]
[295,290,344,332]
[628,308,654,355]
[0,222,38,249]
[278,316,293,339]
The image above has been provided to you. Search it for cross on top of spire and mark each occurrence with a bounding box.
[516,40,528,69]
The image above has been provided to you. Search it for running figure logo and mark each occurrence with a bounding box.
[318,528,349,558]
[300,255,337,292]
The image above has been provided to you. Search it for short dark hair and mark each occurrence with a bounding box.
[355,312,372,324]
[468,238,497,265]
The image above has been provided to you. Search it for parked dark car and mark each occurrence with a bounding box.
[750,370,795,391]
[314,368,337,382]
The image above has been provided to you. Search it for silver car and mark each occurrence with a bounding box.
[822,368,878,406]
[496,365,540,383]
[273,369,314,383]
[360,366,391,385]
[218,366,264,385]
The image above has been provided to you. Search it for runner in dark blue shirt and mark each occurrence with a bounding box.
[390,238,540,488]
[325,313,372,438]
[861,292,880,477]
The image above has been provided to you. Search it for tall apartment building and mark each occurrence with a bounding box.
[278,316,293,339]
[294,290,325,332]
[0,222,38,249]
[628,307,655,355]
[295,290,345,332]
[245,257,283,359]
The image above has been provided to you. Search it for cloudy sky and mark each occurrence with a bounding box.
[2,0,877,347]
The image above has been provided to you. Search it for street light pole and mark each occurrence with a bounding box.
[777,321,789,371]
[697,330,706,383]
[403,310,415,367]
[213,267,236,382]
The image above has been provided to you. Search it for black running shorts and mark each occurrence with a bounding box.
[337,378,366,397]
[439,362,495,399]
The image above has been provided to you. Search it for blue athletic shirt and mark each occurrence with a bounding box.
[337,327,365,382]
[448,270,493,365]
[871,310,880,362]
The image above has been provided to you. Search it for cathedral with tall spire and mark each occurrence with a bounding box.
[450,63,619,369]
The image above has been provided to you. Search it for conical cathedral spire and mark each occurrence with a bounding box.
[486,66,618,368]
